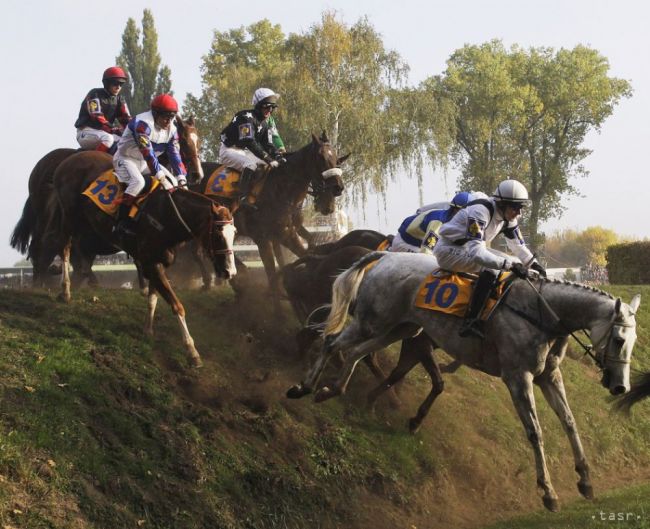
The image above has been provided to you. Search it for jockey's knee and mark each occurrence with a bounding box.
[126,176,145,196]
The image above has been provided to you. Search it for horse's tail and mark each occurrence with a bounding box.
[10,197,35,254]
[41,187,66,244]
[324,251,387,336]
[613,371,650,413]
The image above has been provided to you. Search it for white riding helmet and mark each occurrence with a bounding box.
[252,88,280,106]
[493,179,530,204]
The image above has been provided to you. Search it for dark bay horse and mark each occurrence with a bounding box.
[11,116,202,288]
[306,229,391,255]
[281,245,446,428]
[289,251,641,511]
[40,150,235,367]
[193,132,347,294]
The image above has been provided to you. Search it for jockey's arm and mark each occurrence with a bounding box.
[132,120,163,175]
[85,93,112,132]
[165,131,188,178]
[502,224,535,266]
[419,218,443,255]
[117,98,132,127]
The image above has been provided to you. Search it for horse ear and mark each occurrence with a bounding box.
[629,294,641,314]
[320,130,329,143]
[337,153,351,166]
[615,297,622,315]
[175,115,184,129]
[311,133,321,146]
[187,115,195,126]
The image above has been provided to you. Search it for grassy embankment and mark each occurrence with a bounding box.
[0,283,649,529]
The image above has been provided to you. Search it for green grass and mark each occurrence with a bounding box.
[0,284,648,528]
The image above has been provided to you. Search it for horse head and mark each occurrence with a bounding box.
[596,294,641,395]
[202,203,237,280]
[308,132,348,215]
[175,116,204,184]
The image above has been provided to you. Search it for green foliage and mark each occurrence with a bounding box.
[185,12,428,201]
[544,226,622,267]
[116,9,173,115]
[607,241,650,284]
[0,285,649,528]
[424,40,631,243]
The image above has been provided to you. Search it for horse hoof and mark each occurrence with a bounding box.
[140,288,149,297]
[542,496,560,512]
[408,417,422,435]
[578,482,594,500]
[57,292,71,304]
[314,386,339,403]
[286,384,310,399]
[190,356,203,369]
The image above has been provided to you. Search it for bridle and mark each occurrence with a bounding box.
[309,167,344,197]
[205,216,234,258]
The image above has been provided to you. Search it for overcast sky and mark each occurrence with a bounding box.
[1,0,648,266]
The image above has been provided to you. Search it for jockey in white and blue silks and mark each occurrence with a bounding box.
[434,179,546,338]
[113,94,187,236]
[391,191,482,254]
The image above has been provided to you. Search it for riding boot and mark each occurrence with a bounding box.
[238,167,260,210]
[459,269,497,339]
[114,194,137,238]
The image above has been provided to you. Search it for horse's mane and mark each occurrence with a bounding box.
[540,277,616,301]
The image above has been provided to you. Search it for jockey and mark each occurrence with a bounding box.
[434,179,546,338]
[113,94,188,236]
[75,67,131,154]
[219,87,286,208]
[391,191,480,254]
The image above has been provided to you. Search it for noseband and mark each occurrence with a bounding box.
[310,168,344,196]
[206,218,234,257]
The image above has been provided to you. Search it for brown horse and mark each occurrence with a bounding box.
[281,245,452,432]
[306,229,391,255]
[40,150,235,367]
[193,132,347,294]
[11,116,202,288]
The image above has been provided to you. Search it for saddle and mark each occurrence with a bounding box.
[203,165,268,203]
[82,169,159,218]
[414,269,512,319]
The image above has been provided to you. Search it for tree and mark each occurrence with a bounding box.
[425,41,631,246]
[543,226,622,267]
[116,9,173,115]
[185,12,428,200]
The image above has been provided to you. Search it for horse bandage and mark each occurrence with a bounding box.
[415,272,508,318]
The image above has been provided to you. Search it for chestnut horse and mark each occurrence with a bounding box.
[10,116,202,288]
[39,151,235,367]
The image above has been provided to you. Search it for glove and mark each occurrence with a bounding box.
[530,261,547,278]
[154,170,167,182]
[510,262,529,279]
[177,177,188,189]
[275,155,287,165]
[269,160,280,168]
[111,126,123,136]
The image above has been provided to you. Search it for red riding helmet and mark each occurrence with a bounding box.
[102,66,128,83]
[151,94,179,113]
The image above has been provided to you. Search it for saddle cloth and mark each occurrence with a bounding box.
[83,169,158,217]
[415,270,509,319]
[204,165,269,204]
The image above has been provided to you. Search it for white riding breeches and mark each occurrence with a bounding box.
[389,232,420,253]
[219,143,265,172]
[77,127,119,150]
[114,158,147,196]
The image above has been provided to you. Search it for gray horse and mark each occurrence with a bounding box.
[287,251,641,511]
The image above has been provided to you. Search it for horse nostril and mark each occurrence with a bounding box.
[610,385,626,396]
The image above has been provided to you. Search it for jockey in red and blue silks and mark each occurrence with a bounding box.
[112,94,187,236]
[75,66,131,153]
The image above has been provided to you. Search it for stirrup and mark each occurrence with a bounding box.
[459,318,485,339]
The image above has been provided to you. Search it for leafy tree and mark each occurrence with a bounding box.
[425,41,631,246]
[543,226,622,267]
[116,9,173,115]
[185,12,427,200]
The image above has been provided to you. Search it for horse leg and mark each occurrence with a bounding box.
[272,240,287,268]
[503,370,559,512]
[282,229,308,257]
[316,325,414,403]
[191,241,212,290]
[366,341,420,411]
[407,337,445,434]
[145,262,202,368]
[361,353,402,408]
[59,240,72,303]
[257,239,281,303]
[144,287,158,337]
[536,364,593,500]
[135,261,149,296]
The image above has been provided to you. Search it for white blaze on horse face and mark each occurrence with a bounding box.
[189,132,204,178]
[224,223,237,277]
